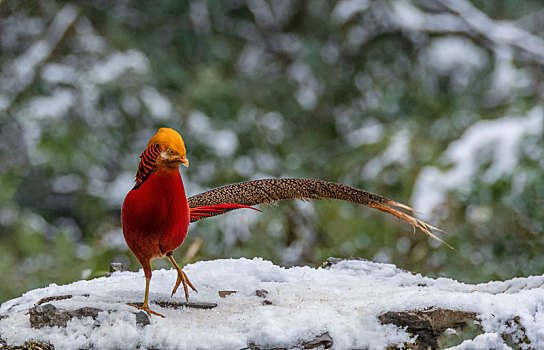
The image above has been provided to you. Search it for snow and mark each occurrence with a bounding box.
[391,1,425,31]
[88,50,149,84]
[186,110,240,157]
[246,0,275,29]
[361,128,411,180]
[85,170,134,207]
[450,333,511,350]
[0,4,78,115]
[208,129,239,157]
[491,46,531,99]
[27,88,75,120]
[2,258,544,349]
[287,62,322,111]
[189,1,211,33]
[426,36,486,75]
[412,106,544,219]
[51,174,83,194]
[332,0,369,24]
[140,86,172,120]
[345,118,384,148]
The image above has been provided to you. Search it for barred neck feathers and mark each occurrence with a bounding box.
[132,143,164,190]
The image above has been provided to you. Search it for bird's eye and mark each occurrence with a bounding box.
[169,149,174,154]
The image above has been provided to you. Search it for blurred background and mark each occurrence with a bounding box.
[1,0,543,303]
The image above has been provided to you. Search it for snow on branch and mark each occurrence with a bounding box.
[436,0,544,64]
[392,0,544,65]
[0,4,80,113]
[412,106,543,219]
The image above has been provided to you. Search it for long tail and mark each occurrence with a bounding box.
[187,178,448,247]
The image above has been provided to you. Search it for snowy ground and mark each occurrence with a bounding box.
[1,258,544,349]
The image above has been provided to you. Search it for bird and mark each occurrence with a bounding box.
[122,127,445,317]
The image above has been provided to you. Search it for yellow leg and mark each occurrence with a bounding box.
[127,277,164,317]
[167,252,197,302]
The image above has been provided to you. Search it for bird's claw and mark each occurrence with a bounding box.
[171,269,198,302]
[127,302,165,318]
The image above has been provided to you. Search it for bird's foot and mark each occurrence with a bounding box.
[171,269,198,302]
[127,302,164,318]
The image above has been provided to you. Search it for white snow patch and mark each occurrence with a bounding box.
[140,86,172,120]
[189,0,211,33]
[391,1,425,31]
[105,172,134,206]
[362,128,411,179]
[449,332,512,349]
[41,63,77,84]
[426,36,487,87]
[412,107,543,218]
[187,110,239,156]
[237,45,267,74]
[491,46,530,99]
[287,62,322,111]
[74,18,106,53]
[51,174,83,193]
[234,155,255,177]
[345,118,384,147]
[26,89,75,120]
[2,258,544,349]
[89,50,149,84]
[219,210,259,246]
[332,0,369,24]
[427,36,486,74]
[187,110,211,135]
[208,129,239,157]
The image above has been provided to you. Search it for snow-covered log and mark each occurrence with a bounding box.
[1,258,543,349]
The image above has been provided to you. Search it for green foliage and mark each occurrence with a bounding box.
[1,0,543,303]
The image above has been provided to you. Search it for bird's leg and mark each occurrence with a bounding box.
[167,252,197,302]
[127,262,164,317]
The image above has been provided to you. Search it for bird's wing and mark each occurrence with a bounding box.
[187,178,448,246]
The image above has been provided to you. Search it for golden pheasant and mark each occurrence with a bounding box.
[122,127,444,317]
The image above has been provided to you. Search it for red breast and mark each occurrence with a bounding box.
[122,169,190,261]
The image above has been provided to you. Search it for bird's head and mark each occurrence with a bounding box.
[148,127,189,168]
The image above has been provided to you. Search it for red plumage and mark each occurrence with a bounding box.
[189,203,261,222]
[122,168,190,278]
[121,128,197,317]
[121,128,256,317]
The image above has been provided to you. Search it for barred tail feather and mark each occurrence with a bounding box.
[187,178,447,246]
[368,201,451,249]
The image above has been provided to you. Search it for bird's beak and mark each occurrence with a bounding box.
[180,155,189,167]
